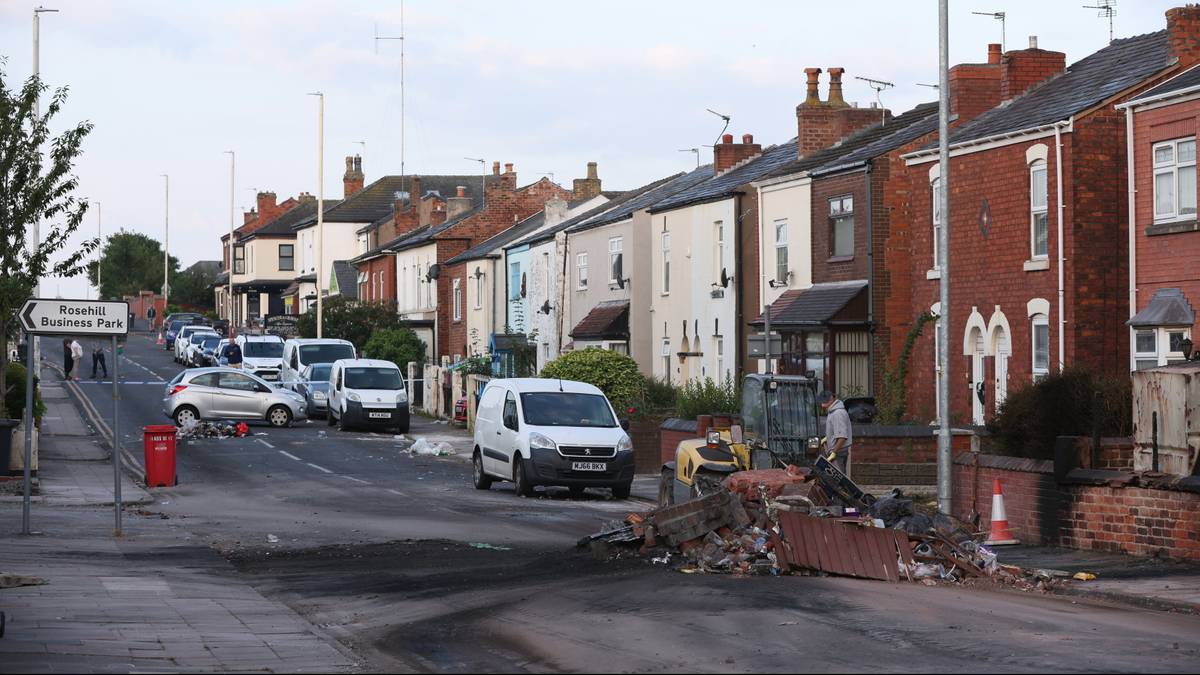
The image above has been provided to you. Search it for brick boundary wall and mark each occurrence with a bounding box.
[953,453,1200,560]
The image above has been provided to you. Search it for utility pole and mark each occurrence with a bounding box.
[224,151,235,331]
[937,0,953,515]
[30,5,58,379]
[161,175,170,314]
[91,201,101,299]
[375,8,405,188]
[309,93,325,338]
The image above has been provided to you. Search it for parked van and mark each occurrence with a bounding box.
[471,378,634,499]
[326,359,409,432]
[281,338,356,389]
[236,334,285,381]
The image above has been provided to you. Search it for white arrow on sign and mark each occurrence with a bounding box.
[19,298,130,336]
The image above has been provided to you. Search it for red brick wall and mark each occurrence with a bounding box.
[1000,48,1066,100]
[357,256,396,304]
[438,240,471,361]
[810,172,869,281]
[737,189,760,379]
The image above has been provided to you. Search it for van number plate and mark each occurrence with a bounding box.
[572,461,606,472]
[368,412,391,419]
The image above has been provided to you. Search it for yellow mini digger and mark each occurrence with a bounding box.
[658,374,822,506]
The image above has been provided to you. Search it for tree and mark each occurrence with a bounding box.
[297,297,409,354]
[171,263,217,311]
[86,231,179,301]
[363,328,427,368]
[539,347,646,413]
[0,69,96,417]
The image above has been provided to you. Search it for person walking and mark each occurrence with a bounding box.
[62,338,73,379]
[818,390,853,474]
[70,339,84,381]
[225,334,243,370]
[91,344,109,380]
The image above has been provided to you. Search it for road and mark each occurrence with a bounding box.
[53,333,1200,673]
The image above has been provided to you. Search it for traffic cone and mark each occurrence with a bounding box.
[984,478,1020,546]
[156,332,164,346]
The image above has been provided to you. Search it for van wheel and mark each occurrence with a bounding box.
[612,481,632,500]
[658,469,676,507]
[326,408,336,426]
[472,452,492,490]
[337,408,350,432]
[513,457,534,498]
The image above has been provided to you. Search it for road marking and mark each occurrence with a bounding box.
[257,439,275,449]
[386,488,407,497]
[121,354,161,379]
[342,476,371,485]
[279,450,302,461]
[306,462,334,474]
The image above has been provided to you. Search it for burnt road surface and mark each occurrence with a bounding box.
[56,333,1200,673]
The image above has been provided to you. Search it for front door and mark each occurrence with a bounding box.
[971,332,986,426]
[994,327,1010,414]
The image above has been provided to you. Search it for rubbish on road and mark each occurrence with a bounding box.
[469,543,512,551]
[266,534,279,544]
[408,438,455,457]
[176,419,251,439]
[0,573,47,589]
[1073,572,1097,581]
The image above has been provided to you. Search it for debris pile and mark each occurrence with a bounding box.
[582,466,1063,590]
[407,438,455,457]
[176,420,250,439]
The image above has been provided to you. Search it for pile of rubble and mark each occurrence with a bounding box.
[176,420,250,439]
[582,466,1061,590]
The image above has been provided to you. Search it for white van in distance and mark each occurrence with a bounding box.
[471,378,634,499]
[236,334,285,381]
[281,338,356,389]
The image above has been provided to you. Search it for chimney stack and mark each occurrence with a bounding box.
[544,196,569,227]
[949,43,1004,123]
[572,161,602,200]
[447,186,473,219]
[1001,39,1066,100]
[243,209,257,225]
[343,154,365,197]
[826,67,847,108]
[796,67,890,158]
[298,191,316,204]
[1167,5,1200,69]
[713,132,763,173]
[256,191,277,216]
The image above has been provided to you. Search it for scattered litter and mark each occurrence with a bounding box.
[254,432,269,436]
[408,438,455,457]
[1073,572,1097,581]
[266,534,279,543]
[469,543,512,551]
[176,419,250,439]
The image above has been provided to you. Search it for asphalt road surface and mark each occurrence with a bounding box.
[52,333,1200,673]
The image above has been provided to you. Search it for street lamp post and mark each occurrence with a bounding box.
[309,92,325,338]
[161,174,169,319]
[936,0,953,515]
[90,201,101,299]
[223,151,235,333]
[30,5,58,378]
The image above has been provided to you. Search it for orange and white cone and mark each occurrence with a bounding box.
[984,478,1020,546]
[156,332,164,346]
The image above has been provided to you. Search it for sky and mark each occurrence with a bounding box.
[0,0,1182,301]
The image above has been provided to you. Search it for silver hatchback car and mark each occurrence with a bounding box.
[163,367,307,428]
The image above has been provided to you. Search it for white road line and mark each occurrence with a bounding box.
[342,476,371,485]
[386,488,407,497]
[279,450,302,461]
[306,462,334,474]
[257,439,275,449]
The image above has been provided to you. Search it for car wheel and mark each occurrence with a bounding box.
[612,481,633,500]
[472,451,493,490]
[569,486,586,499]
[173,405,200,428]
[513,456,534,498]
[658,468,676,507]
[267,405,292,428]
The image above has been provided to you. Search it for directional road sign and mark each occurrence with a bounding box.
[19,298,130,336]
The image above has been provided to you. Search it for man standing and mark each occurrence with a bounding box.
[225,334,243,370]
[69,339,84,382]
[818,390,853,474]
[91,344,108,380]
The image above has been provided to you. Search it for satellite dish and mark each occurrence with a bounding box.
[540,300,553,315]
[426,264,441,281]
[616,276,627,290]
[720,267,733,288]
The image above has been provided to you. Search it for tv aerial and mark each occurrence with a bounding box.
[1083,1,1116,42]
[854,76,894,124]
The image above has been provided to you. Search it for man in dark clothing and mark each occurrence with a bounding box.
[226,337,243,370]
[91,345,108,379]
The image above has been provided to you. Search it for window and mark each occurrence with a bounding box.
[830,195,854,258]
[835,332,870,398]
[661,232,671,294]
[452,278,462,321]
[931,178,943,269]
[1134,327,1193,370]
[714,220,725,278]
[509,262,521,301]
[473,272,483,310]
[661,338,672,383]
[1030,161,1049,258]
[1153,137,1197,222]
[609,343,628,355]
[233,246,245,274]
[248,246,255,274]
[577,253,588,290]
[609,237,623,284]
[774,219,789,284]
[715,337,725,382]
[1032,314,1050,380]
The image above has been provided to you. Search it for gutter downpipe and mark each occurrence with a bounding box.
[1125,105,1137,372]
[735,191,746,381]
[1054,121,1067,372]
[865,161,875,396]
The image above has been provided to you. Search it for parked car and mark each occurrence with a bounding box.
[183,330,219,367]
[470,378,634,499]
[195,335,224,367]
[295,363,332,418]
[164,319,193,350]
[175,325,216,363]
[236,334,285,381]
[163,312,203,331]
[162,367,307,428]
[326,359,409,432]
[281,338,356,390]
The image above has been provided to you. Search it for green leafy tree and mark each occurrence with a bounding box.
[297,297,408,354]
[364,327,426,367]
[170,263,217,311]
[0,70,97,417]
[539,347,646,413]
[86,231,179,301]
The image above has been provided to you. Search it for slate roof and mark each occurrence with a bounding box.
[924,31,1169,150]
[381,203,487,255]
[649,141,803,214]
[245,200,338,239]
[185,260,222,275]
[753,281,868,327]
[332,261,358,299]
[1129,288,1196,327]
[568,166,712,233]
[808,103,940,176]
[443,211,549,266]
[1130,61,1200,103]
[570,300,630,340]
[511,174,684,249]
[294,174,493,228]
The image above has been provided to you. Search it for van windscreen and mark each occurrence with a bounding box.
[520,393,616,428]
[344,367,403,390]
[299,343,355,365]
[244,341,283,358]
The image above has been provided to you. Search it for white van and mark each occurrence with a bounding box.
[471,378,634,499]
[235,334,285,381]
[281,338,356,390]
[326,358,409,433]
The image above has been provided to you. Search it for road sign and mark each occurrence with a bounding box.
[19,298,130,336]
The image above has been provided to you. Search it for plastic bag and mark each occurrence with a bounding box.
[408,438,455,457]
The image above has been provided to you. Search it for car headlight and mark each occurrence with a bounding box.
[397,390,408,403]
[529,432,557,452]
[348,392,362,402]
[616,435,633,454]
[313,390,326,400]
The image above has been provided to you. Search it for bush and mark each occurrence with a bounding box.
[675,376,740,420]
[363,328,426,368]
[987,366,1132,460]
[458,354,493,376]
[4,362,46,421]
[539,347,645,413]
[639,376,678,416]
[297,298,410,354]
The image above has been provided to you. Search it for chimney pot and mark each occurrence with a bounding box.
[1029,35,1038,49]
[504,163,514,174]
[492,161,500,175]
[827,67,847,107]
[742,133,754,144]
[345,156,353,170]
[586,161,598,179]
[988,43,1002,64]
[456,186,466,198]
[722,133,734,144]
[803,67,823,105]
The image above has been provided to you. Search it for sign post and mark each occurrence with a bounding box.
[18,298,129,535]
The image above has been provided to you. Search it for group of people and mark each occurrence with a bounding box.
[61,338,108,381]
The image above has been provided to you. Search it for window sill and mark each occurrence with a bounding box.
[576,287,588,292]
[1023,258,1050,272]
[926,268,941,280]
[1146,219,1198,236]
[827,255,854,264]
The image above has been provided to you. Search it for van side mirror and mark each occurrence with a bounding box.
[620,418,631,431]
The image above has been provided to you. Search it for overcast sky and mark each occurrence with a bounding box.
[0,0,1181,300]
